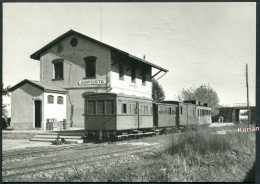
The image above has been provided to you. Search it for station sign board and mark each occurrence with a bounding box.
[78,79,106,86]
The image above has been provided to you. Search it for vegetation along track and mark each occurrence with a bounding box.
[2,144,156,181]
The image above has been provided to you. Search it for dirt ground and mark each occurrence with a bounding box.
[2,139,55,151]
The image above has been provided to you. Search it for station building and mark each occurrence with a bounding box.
[9,30,168,130]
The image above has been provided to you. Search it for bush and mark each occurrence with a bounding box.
[165,129,232,155]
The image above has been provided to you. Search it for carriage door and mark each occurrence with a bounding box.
[34,100,42,128]
[133,101,139,129]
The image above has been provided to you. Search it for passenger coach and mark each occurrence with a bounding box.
[84,93,153,138]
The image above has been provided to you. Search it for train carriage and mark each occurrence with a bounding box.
[84,93,153,138]
[153,103,177,128]
[197,106,212,125]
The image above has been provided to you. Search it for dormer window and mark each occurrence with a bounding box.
[52,59,64,80]
[84,56,96,78]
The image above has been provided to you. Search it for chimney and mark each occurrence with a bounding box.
[143,54,146,60]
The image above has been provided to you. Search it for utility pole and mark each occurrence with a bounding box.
[100,7,102,42]
[246,63,250,127]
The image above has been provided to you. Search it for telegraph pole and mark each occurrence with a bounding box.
[100,7,102,42]
[246,64,250,127]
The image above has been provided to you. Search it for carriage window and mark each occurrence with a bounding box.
[123,104,127,114]
[87,101,95,115]
[171,108,175,115]
[130,104,136,114]
[119,63,124,80]
[85,56,96,78]
[97,101,104,114]
[145,105,148,115]
[57,96,63,104]
[106,100,114,114]
[48,95,54,104]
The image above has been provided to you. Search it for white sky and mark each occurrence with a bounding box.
[3,2,256,106]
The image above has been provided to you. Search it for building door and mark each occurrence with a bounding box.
[235,109,240,123]
[34,100,42,128]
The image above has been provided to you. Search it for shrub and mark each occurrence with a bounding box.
[165,129,232,156]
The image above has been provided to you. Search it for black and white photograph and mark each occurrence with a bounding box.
[2,2,257,182]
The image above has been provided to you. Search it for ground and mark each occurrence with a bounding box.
[2,123,256,182]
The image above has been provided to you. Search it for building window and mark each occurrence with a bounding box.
[48,95,54,104]
[84,56,96,78]
[53,62,63,80]
[106,100,114,114]
[122,104,127,114]
[142,70,146,85]
[97,101,104,115]
[87,101,95,115]
[131,67,136,83]
[119,63,124,80]
[180,106,183,115]
[57,96,63,104]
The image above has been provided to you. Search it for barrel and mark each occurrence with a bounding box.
[63,119,69,130]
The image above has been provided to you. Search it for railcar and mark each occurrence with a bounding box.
[153,102,177,132]
[84,93,212,140]
[197,105,212,125]
[84,93,154,139]
[162,100,212,126]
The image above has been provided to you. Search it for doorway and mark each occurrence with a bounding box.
[34,100,42,128]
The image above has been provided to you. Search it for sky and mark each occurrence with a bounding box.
[3,2,256,106]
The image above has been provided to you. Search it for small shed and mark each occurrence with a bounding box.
[9,79,67,130]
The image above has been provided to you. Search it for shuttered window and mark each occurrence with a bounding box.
[131,67,136,83]
[85,56,96,78]
[54,62,63,80]
[48,95,54,104]
[119,63,124,80]
[57,96,63,104]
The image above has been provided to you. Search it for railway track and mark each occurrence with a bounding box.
[2,143,102,160]
[2,144,156,182]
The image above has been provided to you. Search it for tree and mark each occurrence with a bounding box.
[152,79,165,102]
[2,83,11,128]
[177,84,220,116]
[2,83,11,97]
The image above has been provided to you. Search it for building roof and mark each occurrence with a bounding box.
[83,92,152,100]
[9,79,67,94]
[30,29,168,72]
